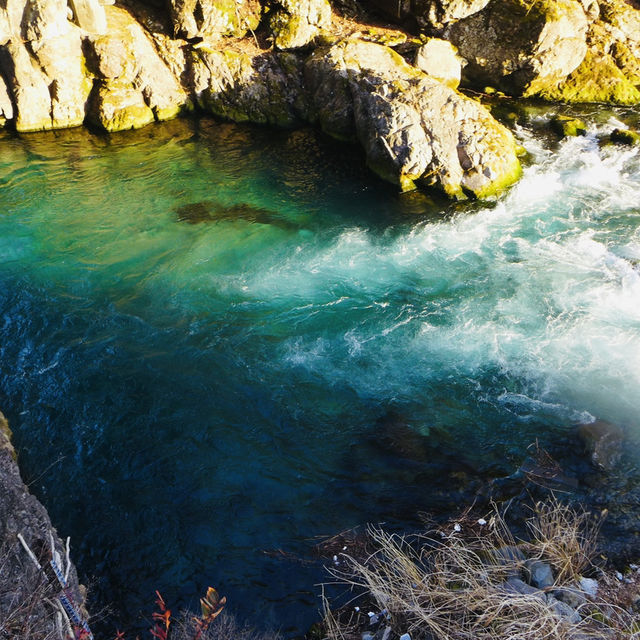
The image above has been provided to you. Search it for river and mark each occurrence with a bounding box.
[1,110,639,634]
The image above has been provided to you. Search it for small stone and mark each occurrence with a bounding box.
[526,560,555,589]
[399,634,411,640]
[550,115,587,138]
[578,576,598,596]
[616,571,623,580]
[362,633,374,640]
[554,585,588,608]
[547,595,582,623]
[502,577,546,600]
[453,523,461,532]
[610,128,640,146]
[576,420,624,472]
[478,518,487,525]
[374,626,391,640]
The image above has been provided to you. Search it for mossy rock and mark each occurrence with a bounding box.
[550,114,587,137]
[610,128,640,145]
[527,49,640,104]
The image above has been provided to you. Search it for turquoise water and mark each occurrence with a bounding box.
[1,115,640,634]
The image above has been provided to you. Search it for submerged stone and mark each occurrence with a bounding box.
[610,128,640,145]
[550,114,587,137]
[576,419,624,472]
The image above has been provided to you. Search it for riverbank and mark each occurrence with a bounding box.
[0,411,90,639]
[0,0,635,199]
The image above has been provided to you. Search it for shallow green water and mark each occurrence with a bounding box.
[1,115,640,634]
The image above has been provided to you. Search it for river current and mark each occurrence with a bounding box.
[1,112,640,634]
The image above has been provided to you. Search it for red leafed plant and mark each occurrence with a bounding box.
[192,587,227,640]
[150,591,172,640]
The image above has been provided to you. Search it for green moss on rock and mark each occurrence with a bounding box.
[550,114,587,137]
[610,128,640,145]
[527,49,640,104]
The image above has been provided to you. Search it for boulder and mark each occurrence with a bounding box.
[32,29,94,128]
[414,37,462,88]
[0,40,53,131]
[68,0,107,33]
[167,0,261,41]
[443,0,588,96]
[84,5,186,130]
[411,0,492,29]
[305,38,522,197]
[577,420,624,472]
[550,114,586,137]
[530,0,640,103]
[268,0,332,49]
[183,47,309,126]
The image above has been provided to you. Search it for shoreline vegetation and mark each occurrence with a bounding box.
[4,405,640,639]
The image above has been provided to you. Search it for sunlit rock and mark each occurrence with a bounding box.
[268,0,332,49]
[305,38,521,197]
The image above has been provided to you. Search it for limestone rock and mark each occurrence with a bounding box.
[0,75,14,126]
[168,0,261,41]
[268,0,332,49]
[414,38,462,88]
[444,0,588,95]
[0,40,52,131]
[20,0,69,48]
[305,39,521,197]
[33,29,94,128]
[184,47,308,126]
[530,0,640,103]
[68,0,107,34]
[85,5,186,130]
[411,0,492,29]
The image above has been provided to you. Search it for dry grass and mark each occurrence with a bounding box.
[323,497,639,640]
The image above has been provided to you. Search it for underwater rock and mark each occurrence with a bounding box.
[268,0,332,50]
[550,114,587,137]
[175,199,299,229]
[576,420,624,472]
[610,127,640,145]
[176,200,215,223]
[305,38,521,197]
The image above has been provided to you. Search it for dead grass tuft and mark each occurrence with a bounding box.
[322,498,639,640]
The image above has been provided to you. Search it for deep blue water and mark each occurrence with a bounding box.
[1,115,640,635]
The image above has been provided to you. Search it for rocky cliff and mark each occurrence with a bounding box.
[0,411,91,640]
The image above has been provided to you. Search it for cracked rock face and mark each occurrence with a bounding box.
[268,0,332,49]
[443,0,589,94]
[305,38,521,197]
[0,411,89,639]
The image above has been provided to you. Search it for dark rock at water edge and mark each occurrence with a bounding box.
[0,410,91,638]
